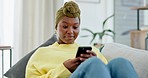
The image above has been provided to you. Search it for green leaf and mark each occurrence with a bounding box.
[102,14,114,29]
[80,14,115,44]
[82,28,94,34]
[81,35,91,37]
[90,33,97,44]
[98,32,104,40]
[104,29,115,35]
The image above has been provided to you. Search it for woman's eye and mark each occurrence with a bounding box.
[73,26,79,29]
[63,26,68,28]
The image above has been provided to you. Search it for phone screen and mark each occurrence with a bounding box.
[76,46,92,58]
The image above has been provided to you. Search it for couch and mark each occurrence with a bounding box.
[4,34,148,78]
[102,43,148,78]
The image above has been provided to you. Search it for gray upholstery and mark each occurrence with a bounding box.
[4,34,57,78]
[102,43,148,78]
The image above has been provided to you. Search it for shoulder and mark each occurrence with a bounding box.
[35,42,57,53]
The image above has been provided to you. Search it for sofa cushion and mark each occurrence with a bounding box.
[102,43,148,78]
[4,34,57,78]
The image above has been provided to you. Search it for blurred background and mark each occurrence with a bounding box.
[0,0,148,77]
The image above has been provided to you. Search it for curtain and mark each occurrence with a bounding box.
[0,0,3,44]
[13,0,63,64]
[0,0,14,45]
[0,0,14,75]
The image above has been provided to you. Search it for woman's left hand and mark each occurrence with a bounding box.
[79,50,96,62]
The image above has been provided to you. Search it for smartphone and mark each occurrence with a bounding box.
[76,46,92,58]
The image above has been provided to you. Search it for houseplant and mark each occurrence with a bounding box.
[81,14,115,45]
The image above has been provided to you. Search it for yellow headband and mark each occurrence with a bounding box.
[55,1,81,29]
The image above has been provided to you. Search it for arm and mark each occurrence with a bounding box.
[26,63,71,78]
[25,48,72,78]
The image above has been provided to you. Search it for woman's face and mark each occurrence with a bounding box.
[56,16,80,44]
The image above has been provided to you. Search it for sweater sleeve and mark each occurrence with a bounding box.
[25,48,71,78]
[48,64,71,78]
[26,63,71,78]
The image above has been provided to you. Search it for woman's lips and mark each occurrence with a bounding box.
[65,36,74,39]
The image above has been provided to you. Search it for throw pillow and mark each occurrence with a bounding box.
[4,34,57,78]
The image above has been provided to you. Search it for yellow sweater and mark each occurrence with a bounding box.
[26,42,107,78]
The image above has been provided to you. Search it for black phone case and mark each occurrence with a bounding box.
[76,47,92,57]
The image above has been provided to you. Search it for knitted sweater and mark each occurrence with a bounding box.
[26,42,107,78]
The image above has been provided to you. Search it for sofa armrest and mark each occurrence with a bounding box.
[102,43,148,78]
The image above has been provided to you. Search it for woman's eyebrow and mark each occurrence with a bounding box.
[62,20,79,25]
[62,21,68,24]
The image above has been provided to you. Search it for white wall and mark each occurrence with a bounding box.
[144,0,148,26]
[143,0,148,27]
[75,0,114,45]
[144,0,148,25]
[144,11,148,25]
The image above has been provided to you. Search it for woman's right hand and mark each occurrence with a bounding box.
[63,58,81,73]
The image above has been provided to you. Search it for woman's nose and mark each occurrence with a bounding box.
[67,27,73,34]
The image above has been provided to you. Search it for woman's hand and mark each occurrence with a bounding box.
[79,50,97,62]
[63,57,81,73]
[63,50,96,73]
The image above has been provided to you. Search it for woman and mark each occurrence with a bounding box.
[26,1,138,78]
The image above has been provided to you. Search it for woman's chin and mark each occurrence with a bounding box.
[64,39,75,44]
[66,42,74,44]
[64,40,74,44]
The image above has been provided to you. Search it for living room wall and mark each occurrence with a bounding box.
[75,0,114,45]
[114,0,145,46]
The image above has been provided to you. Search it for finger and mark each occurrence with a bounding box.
[91,52,97,56]
[79,57,87,62]
[86,50,97,56]
[80,54,92,58]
